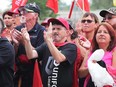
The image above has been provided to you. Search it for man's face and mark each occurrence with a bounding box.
[52,25,68,42]
[103,13,116,30]
[20,10,37,30]
[12,14,21,27]
[3,14,13,28]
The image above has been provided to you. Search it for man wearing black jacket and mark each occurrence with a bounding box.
[12,2,45,87]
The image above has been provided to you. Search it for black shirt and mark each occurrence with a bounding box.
[35,43,77,87]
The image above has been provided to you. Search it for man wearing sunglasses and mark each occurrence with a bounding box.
[100,7,116,31]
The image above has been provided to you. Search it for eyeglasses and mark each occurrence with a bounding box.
[81,20,93,23]
[19,11,26,16]
[19,10,33,16]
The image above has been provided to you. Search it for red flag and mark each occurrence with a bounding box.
[76,0,90,12]
[12,0,28,13]
[46,0,58,14]
[33,60,43,87]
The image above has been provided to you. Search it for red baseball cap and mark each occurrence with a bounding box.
[2,10,19,18]
[48,17,69,30]
[41,18,50,26]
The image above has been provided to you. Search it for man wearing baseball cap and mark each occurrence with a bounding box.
[99,7,116,31]
[18,2,40,16]
[21,17,77,87]
[12,2,45,87]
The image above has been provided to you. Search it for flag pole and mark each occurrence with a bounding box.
[82,0,85,13]
[68,0,75,19]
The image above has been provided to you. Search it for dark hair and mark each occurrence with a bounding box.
[82,12,99,23]
[92,22,116,52]
[71,31,78,40]
[2,10,13,19]
[0,18,5,33]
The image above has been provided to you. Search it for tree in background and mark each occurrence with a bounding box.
[91,0,113,10]
[26,0,115,20]
[27,0,58,20]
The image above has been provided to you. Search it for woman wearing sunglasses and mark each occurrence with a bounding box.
[75,12,99,56]
[81,12,99,42]
[76,12,99,87]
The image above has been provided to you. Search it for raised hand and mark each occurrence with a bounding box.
[78,35,91,49]
[44,22,53,42]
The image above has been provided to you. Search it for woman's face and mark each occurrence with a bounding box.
[96,25,111,45]
[81,15,97,33]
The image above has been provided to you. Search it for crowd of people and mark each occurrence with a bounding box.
[0,2,116,87]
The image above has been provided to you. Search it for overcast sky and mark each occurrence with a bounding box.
[0,0,11,12]
[61,0,73,5]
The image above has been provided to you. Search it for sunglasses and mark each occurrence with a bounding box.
[81,20,93,23]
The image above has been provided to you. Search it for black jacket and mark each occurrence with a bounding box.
[0,38,15,87]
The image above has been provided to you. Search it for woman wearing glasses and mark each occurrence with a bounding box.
[81,12,99,42]
[75,13,99,57]
[75,12,99,87]
[78,22,116,87]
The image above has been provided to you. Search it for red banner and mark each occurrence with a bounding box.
[33,60,43,87]
[76,0,90,12]
[12,0,28,13]
[46,0,58,14]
